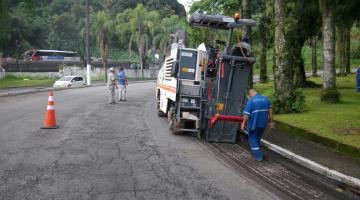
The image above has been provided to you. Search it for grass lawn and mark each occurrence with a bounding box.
[254,74,360,149]
[0,75,57,89]
[0,74,155,89]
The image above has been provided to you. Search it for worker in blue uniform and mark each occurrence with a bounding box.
[241,88,274,161]
[357,66,360,92]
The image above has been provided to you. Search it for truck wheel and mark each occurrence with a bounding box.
[157,101,166,117]
[167,107,181,134]
[167,107,175,130]
[157,110,166,117]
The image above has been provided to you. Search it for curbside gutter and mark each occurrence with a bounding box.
[261,139,360,190]
[275,121,360,160]
[0,80,155,98]
[242,130,360,190]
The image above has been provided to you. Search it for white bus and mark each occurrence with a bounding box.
[22,50,80,61]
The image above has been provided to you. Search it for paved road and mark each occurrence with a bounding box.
[0,83,354,200]
[0,83,280,200]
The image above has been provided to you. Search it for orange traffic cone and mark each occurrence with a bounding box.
[41,91,59,129]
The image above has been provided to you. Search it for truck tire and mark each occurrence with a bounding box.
[157,100,166,117]
[157,110,166,117]
[167,107,182,134]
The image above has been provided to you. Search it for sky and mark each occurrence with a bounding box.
[178,0,193,12]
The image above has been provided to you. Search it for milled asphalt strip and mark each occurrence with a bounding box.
[0,80,155,97]
[261,139,360,190]
[241,129,360,190]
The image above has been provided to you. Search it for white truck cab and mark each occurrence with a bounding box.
[156,33,207,134]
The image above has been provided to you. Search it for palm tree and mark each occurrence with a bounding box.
[115,9,133,61]
[92,11,112,82]
[115,4,159,78]
[132,5,159,78]
[153,15,184,55]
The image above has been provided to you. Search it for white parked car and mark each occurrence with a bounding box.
[53,76,85,88]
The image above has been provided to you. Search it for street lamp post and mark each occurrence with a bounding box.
[85,0,91,85]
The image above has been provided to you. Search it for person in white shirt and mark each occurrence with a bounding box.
[107,67,118,104]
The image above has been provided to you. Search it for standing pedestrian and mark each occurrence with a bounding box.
[241,88,274,161]
[107,67,118,104]
[357,65,360,92]
[118,67,128,101]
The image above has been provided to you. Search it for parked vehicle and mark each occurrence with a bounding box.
[53,76,85,88]
[22,50,80,61]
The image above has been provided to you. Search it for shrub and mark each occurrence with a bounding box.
[291,89,305,112]
[260,88,305,113]
[350,46,360,59]
[320,88,341,103]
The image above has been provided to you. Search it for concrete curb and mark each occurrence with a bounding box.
[261,139,360,190]
[0,84,103,97]
[0,80,155,97]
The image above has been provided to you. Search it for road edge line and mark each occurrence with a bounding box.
[0,80,155,97]
[261,139,360,190]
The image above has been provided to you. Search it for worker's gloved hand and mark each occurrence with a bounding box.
[268,122,275,129]
[240,123,246,131]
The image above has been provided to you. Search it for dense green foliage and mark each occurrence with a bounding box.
[0,0,9,49]
[1,0,360,112]
[259,86,305,113]
[1,0,185,60]
[271,88,306,113]
[188,0,360,111]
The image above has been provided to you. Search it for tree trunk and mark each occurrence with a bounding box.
[145,35,149,58]
[293,47,306,87]
[241,0,253,87]
[320,0,336,89]
[102,59,107,82]
[337,24,346,76]
[311,36,318,77]
[319,0,340,103]
[100,30,108,83]
[241,0,251,39]
[145,35,149,69]
[274,0,295,113]
[259,40,267,82]
[138,32,145,79]
[344,25,351,74]
[128,34,133,61]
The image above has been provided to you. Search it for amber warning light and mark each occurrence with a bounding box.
[234,13,241,21]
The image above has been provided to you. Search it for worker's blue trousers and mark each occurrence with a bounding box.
[248,128,265,161]
[357,77,360,92]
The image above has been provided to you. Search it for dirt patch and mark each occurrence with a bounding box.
[334,128,360,136]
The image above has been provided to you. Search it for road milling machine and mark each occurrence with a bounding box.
[156,13,256,143]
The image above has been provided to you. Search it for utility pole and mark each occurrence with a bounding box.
[85,0,91,85]
[15,40,20,71]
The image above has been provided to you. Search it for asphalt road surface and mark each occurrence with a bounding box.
[0,82,355,200]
